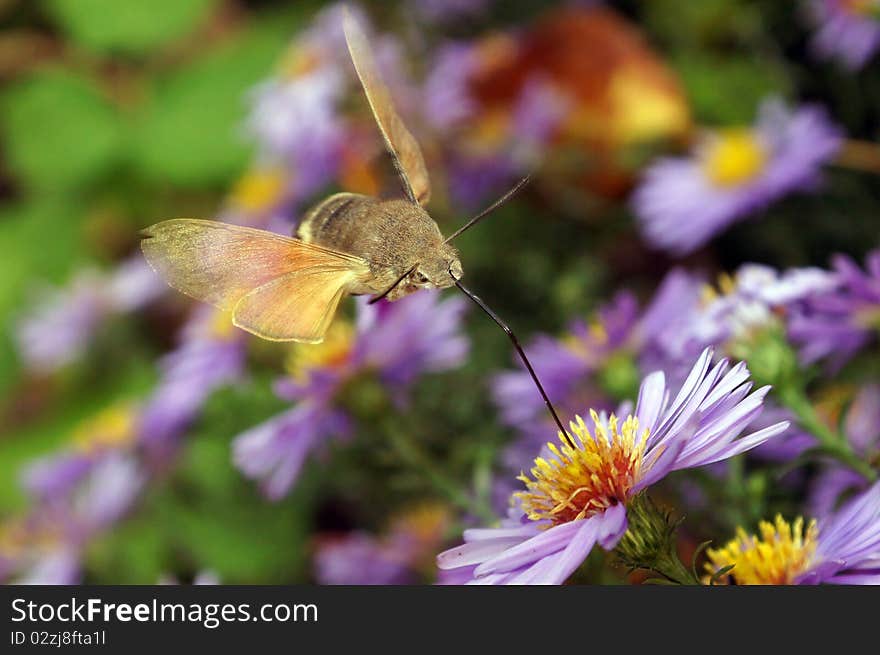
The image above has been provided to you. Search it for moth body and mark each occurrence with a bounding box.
[299,193,462,301]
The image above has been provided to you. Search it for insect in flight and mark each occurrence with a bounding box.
[141,8,571,441]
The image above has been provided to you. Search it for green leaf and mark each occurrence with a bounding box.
[672,53,791,124]
[0,69,124,191]
[691,540,713,582]
[0,200,86,319]
[642,0,761,49]
[45,0,218,56]
[131,18,291,189]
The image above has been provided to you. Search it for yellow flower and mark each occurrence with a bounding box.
[704,515,818,585]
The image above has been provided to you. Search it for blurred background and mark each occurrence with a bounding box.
[0,0,878,584]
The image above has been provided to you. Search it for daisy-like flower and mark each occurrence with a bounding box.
[705,480,880,585]
[633,99,842,255]
[139,306,247,461]
[21,402,140,504]
[233,292,468,500]
[1,454,145,584]
[788,250,880,371]
[808,0,880,70]
[438,348,788,584]
[15,256,163,374]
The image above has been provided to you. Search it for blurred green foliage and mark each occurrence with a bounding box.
[46,0,219,56]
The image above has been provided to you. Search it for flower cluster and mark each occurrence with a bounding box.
[439,349,789,584]
[232,292,468,500]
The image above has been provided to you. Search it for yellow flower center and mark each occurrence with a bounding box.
[389,503,450,547]
[285,320,354,381]
[72,403,137,454]
[278,45,322,79]
[516,411,648,526]
[704,515,818,585]
[702,129,767,188]
[562,320,609,360]
[230,167,287,213]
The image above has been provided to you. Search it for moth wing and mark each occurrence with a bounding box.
[343,8,431,206]
[140,218,370,342]
[232,268,354,343]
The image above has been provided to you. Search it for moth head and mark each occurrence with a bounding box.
[383,247,462,302]
[419,243,462,290]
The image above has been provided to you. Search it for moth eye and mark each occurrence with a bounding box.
[415,272,429,284]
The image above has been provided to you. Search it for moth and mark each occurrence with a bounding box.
[141,9,570,438]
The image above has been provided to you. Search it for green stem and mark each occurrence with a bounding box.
[383,420,497,525]
[614,494,701,585]
[652,551,700,586]
[778,386,878,482]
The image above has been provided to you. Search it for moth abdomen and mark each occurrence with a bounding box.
[296,192,370,246]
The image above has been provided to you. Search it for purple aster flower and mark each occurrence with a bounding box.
[706,480,880,584]
[422,43,480,133]
[636,268,707,381]
[748,403,817,462]
[808,384,880,516]
[20,401,141,504]
[645,263,836,379]
[22,454,94,504]
[509,77,571,166]
[314,532,415,585]
[2,454,144,584]
[16,255,164,374]
[633,98,843,255]
[233,292,468,500]
[788,250,880,371]
[438,348,788,584]
[446,152,520,210]
[808,0,880,69]
[16,271,109,374]
[314,504,451,584]
[234,400,353,501]
[104,255,166,312]
[247,69,345,198]
[139,306,247,461]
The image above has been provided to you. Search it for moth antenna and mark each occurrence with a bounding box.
[453,279,574,448]
[444,175,532,244]
[368,263,419,304]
